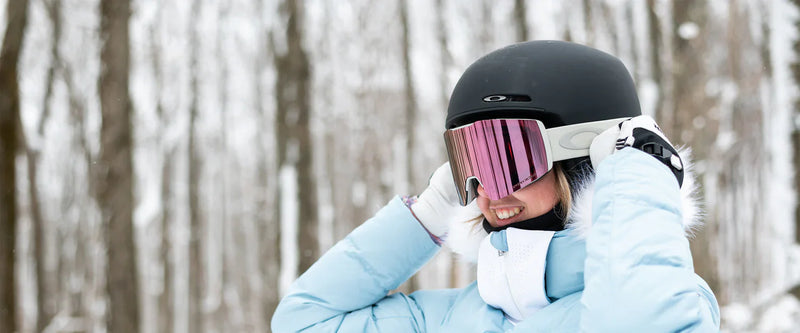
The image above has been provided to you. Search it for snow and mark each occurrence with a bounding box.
[722,302,754,331]
[764,0,800,301]
[678,22,700,40]
[759,296,800,332]
[351,180,367,207]
[638,79,658,117]
[392,135,408,195]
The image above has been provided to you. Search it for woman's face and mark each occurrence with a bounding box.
[476,171,559,228]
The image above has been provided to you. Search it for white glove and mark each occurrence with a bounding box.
[589,115,684,187]
[411,162,483,237]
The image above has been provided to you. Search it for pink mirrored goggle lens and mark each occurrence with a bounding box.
[444,119,551,206]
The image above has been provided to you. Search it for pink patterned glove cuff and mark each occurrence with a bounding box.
[401,195,443,246]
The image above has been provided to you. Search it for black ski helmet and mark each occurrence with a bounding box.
[446,40,641,130]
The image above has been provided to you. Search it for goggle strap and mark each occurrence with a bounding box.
[545,117,630,162]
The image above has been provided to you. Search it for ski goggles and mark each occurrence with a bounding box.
[444,117,628,205]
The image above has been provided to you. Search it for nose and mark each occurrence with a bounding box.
[476,184,488,198]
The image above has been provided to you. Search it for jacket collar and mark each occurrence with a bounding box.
[444,148,702,263]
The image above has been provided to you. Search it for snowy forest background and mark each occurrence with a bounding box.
[1,0,800,332]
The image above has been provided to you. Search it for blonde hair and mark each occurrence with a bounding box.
[553,163,572,219]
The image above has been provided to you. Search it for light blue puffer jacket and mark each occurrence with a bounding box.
[272,148,721,332]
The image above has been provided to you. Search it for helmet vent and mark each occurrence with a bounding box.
[482,94,531,103]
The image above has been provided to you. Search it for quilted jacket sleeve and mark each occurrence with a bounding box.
[581,148,720,332]
[271,197,453,332]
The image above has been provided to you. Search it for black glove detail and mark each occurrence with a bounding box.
[625,128,684,187]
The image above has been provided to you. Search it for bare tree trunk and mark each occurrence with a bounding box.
[400,0,416,192]
[159,155,174,333]
[98,0,140,331]
[258,156,279,324]
[790,0,800,244]
[435,0,461,289]
[478,0,493,53]
[716,0,769,304]
[583,0,595,45]
[188,0,205,330]
[38,0,62,136]
[398,0,420,292]
[31,1,61,330]
[668,0,722,302]
[214,4,231,329]
[149,18,174,332]
[624,3,639,83]
[0,0,29,331]
[71,191,88,321]
[275,0,317,276]
[27,147,48,330]
[435,0,451,111]
[669,0,712,149]
[647,0,665,121]
[188,74,204,333]
[600,3,619,54]
[63,55,95,327]
[255,0,280,326]
[513,0,528,42]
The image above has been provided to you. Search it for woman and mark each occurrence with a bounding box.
[272,40,720,332]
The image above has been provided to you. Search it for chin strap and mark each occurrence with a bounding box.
[482,205,566,233]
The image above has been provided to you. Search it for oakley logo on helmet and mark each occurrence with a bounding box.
[482,94,533,102]
[483,95,508,102]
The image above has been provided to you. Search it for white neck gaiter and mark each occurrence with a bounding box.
[477,228,555,323]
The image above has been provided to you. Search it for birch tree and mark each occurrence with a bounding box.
[791,0,800,244]
[275,0,317,276]
[188,0,205,331]
[255,0,281,324]
[0,0,29,331]
[97,0,140,331]
[149,12,175,332]
[398,0,419,292]
[31,0,62,330]
[514,0,528,42]
[711,0,772,304]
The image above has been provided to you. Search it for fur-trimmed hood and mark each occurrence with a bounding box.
[444,148,703,263]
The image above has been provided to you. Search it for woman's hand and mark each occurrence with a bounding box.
[589,115,684,187]
[411,162,482,237]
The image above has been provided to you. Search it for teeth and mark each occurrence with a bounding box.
[494,207,521,220]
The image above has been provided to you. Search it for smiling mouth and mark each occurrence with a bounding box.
[493,207,523,221]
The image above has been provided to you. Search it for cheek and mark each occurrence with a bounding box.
[528,192,557,212]
[476,196,492,218]
[539,189,559,210]
[515,174,559,213]
[475,186,493,221]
